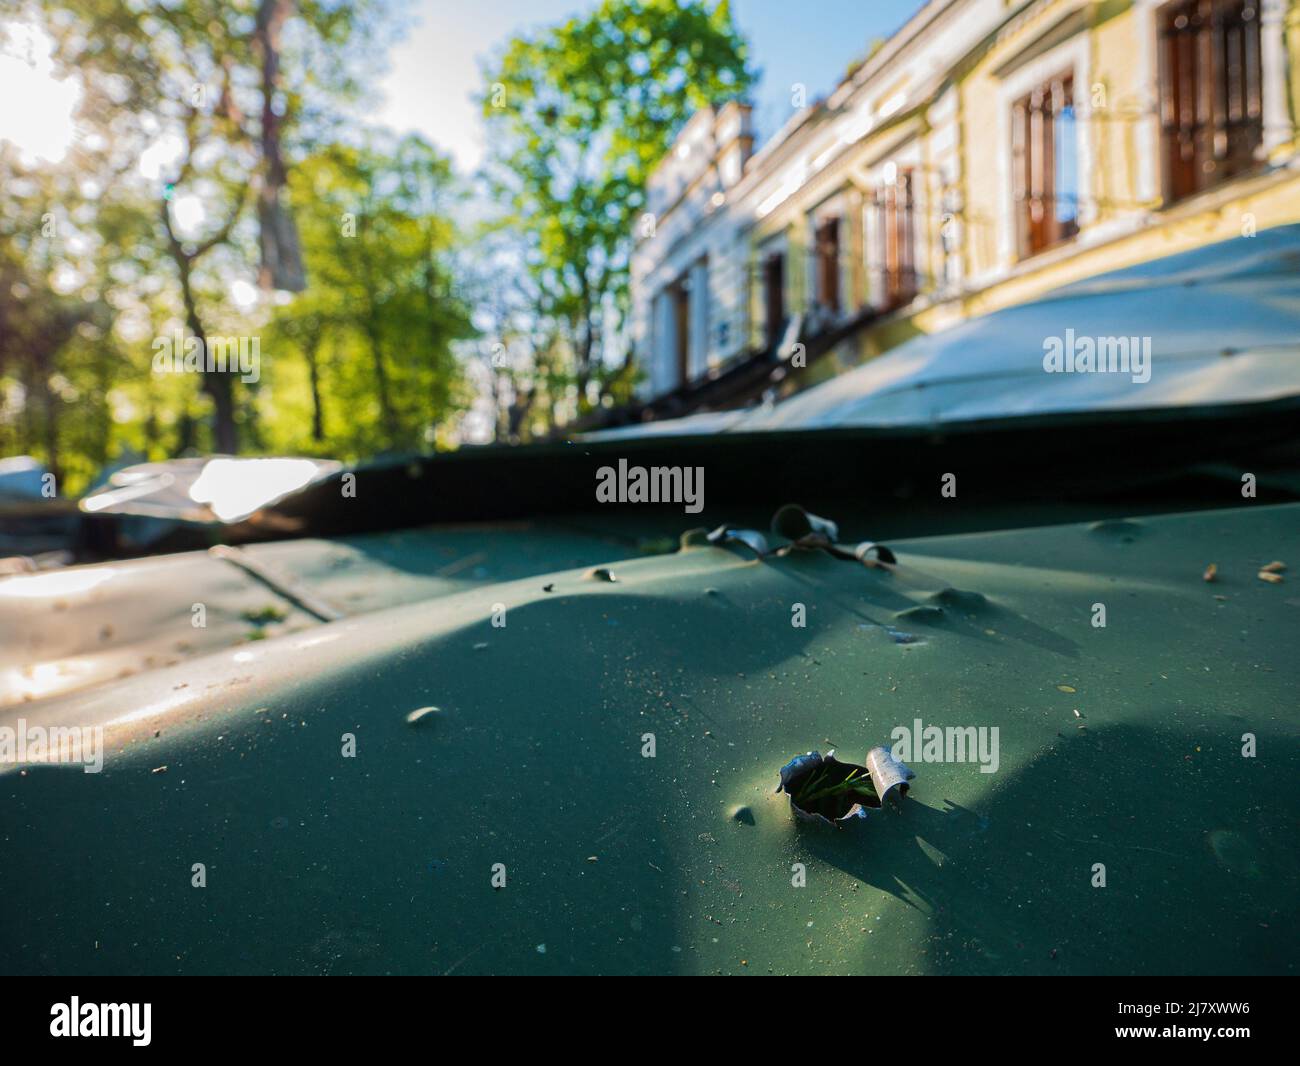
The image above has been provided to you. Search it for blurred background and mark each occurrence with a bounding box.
[0,0,920,496]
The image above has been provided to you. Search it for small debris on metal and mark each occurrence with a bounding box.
[886,627,922,644]
[1202,563,1217,582]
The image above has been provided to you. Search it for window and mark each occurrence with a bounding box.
[664,259,708,385]
[1158,0,1263,204]
[874,169,916,309]
[813,216,841,313]
[1012,73,1078,258]
[670,277,691,386]
[762,251,785,346]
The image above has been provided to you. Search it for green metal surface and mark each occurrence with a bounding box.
[0,520,649,707]
[2,503,1297,974]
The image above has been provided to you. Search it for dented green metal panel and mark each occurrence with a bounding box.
[1,503,1297,974]
[0,521,656,708]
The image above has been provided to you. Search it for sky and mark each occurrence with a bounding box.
[0,20,81,165]
[375,0,925,174]
[0,2,923,172]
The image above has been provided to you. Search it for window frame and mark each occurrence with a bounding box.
[1011,70,1080,259]
[761,247,786,349]
[873,167,918,310]
[995,34,1091,267]
[813,214,843,315]
[1156,0,1265,206]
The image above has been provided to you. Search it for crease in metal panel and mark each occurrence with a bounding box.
[208,544,346,623]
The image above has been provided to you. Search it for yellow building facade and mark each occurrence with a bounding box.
[631,0,1300,399]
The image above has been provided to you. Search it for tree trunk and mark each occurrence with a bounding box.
[18,357,35,456]
[575,293,594,404]
[303,324,325,442]
[356,239,398,443]
[424,233,444,430]
[254,0,306,292]
[35,356,61,489]
[92,352,112,469]
[363,314,397,444]
[171,243,236,453]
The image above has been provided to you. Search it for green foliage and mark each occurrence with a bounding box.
[2,0,757,488]
[263,136,474,458]
[793,765,877,807]
[0,145,136,490]
[0,1,475,490]
[479,0,753,409]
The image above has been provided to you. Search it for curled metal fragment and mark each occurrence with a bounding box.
[776,751,824,793]
[771,504,839,546]
[866,745,915,804]
[854,541,897,566]
[770,504,895,566]
[695,508,894,570]
[706,525,770,557]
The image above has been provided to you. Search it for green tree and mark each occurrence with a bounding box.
[0,142,126,491]
[480,0,753,413]
[33,0,398,452]
[263,136,473,458]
